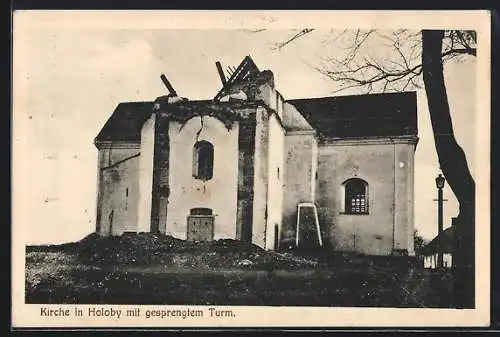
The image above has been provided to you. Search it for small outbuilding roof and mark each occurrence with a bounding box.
[423,226,455,255]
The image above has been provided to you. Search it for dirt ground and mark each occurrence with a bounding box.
[25,233,455,307]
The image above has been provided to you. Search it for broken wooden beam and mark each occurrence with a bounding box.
[160,74,177,96]
[215,61,227,85]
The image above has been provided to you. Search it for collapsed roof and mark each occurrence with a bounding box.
[95,56,418,144]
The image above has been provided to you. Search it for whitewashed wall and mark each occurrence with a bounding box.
[166,116,239,240]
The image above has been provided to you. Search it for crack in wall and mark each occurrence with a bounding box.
[195,115,204,142]
[101,152,140,171]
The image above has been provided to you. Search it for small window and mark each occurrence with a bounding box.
[344,178,368,214]
[193,141,214,180]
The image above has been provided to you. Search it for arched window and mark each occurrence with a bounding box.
[193,141,214,180]
[343,178,368,214]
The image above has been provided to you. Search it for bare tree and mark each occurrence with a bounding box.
[267,28,476,308]
[313,29,475,93]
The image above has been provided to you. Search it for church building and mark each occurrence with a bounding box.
[94,56,418,256]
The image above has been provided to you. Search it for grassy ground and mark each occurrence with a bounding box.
[25,233,455,307]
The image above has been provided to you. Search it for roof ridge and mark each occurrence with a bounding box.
[287,91,418,139]
[286,91,417,102]
[118,101,154,104]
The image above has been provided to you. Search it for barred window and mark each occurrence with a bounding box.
[344,178,368,214]
[193,141,214,180]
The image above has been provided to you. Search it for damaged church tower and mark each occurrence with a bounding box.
[94,56,418,255]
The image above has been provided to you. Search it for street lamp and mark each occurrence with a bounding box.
[435,173,446,269]
[435,174,446,189]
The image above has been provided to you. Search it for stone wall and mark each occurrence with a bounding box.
[151,113,170,234]
[96,145,140,235]
[315,137,417,255]
[137,114,156,233]
[166,116,239,240]
[264,112,285,250]
[251,107,269,248]
[282,131,317,245]
[236,115,256,242]
[395,141,416,255]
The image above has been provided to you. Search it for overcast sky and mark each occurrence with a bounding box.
[14,13,479,244]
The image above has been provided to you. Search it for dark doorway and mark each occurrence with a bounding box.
[297,206,321,249]
[274,224,280,250]
[187,208,214,242]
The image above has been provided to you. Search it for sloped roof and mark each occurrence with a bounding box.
[95,92,418,143]
[95,102,154,143]
[287,91,418,139]
[423,226,455,255]
[94,99,254,143]
[95,66,417,144]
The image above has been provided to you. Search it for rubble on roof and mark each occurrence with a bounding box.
[219,90,248,102]
[95,57,418,144]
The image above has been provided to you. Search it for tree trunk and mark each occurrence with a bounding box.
[422,30,476,308]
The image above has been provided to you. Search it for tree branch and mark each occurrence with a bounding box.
[264,28,476,93]
[271,29,314,50]
[442,48,477,57]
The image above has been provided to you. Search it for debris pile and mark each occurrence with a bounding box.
[26,233,319,270]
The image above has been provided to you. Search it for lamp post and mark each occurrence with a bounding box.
[435,173,446,269]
